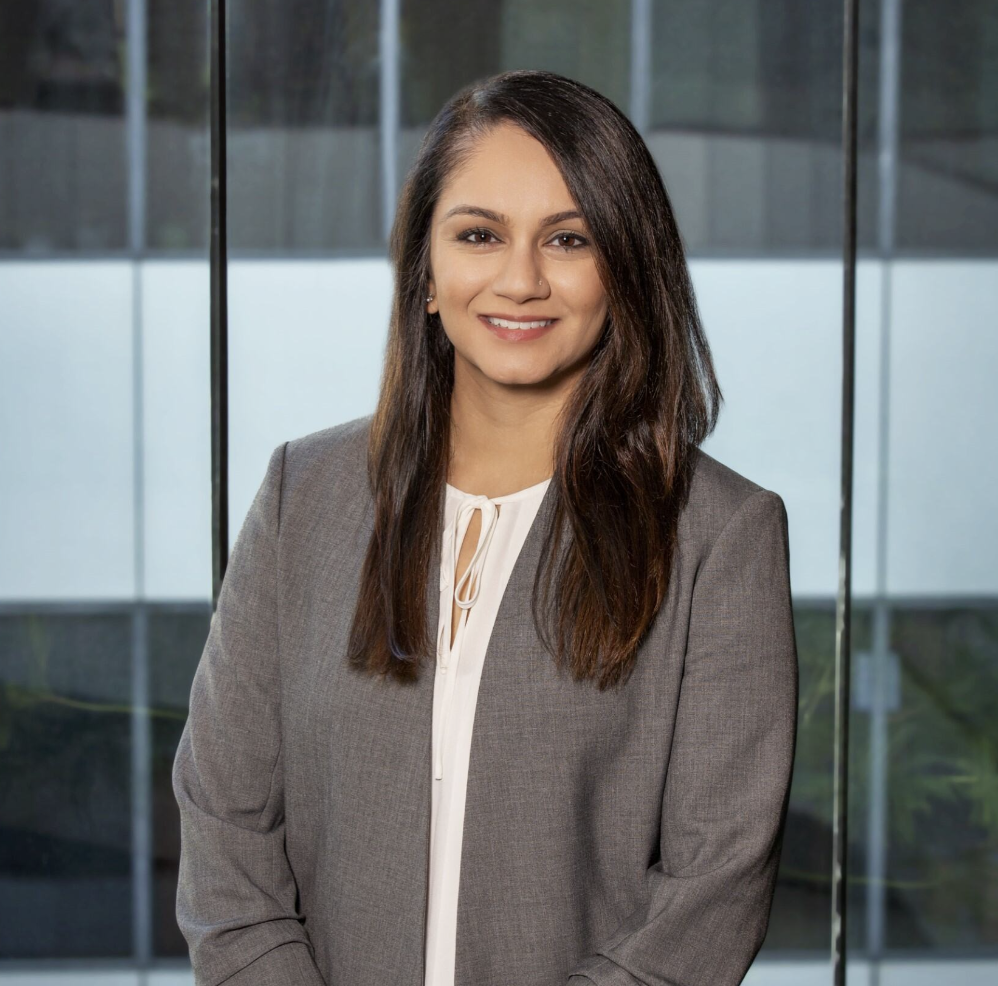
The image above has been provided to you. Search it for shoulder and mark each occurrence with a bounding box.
[275,413,374,527]
[283,412,372,474]
[682,447,788,563]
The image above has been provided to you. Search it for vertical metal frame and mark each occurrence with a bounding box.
[629,0,652,133]
[210,0,230,606]
[832,0,861,981]
[125,0,152,968]
[379,0,400,241]
[865,0,903,970]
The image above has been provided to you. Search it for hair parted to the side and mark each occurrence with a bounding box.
[347,69,722,691]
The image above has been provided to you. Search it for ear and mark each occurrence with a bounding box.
[426,276,438,315]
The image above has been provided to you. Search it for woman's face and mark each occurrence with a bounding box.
[427,122,609,393]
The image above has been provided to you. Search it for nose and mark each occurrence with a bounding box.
[491,242,551,302]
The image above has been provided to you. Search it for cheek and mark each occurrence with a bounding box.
[563,282,608,332]
[437,256,489,299]
[557,262,605,306]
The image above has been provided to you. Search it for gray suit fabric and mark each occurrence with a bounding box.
[172,413,799,986]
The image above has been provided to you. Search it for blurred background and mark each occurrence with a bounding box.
[0,1,996,983]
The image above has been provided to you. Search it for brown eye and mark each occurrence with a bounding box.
[458,227,500,245]
[552,232,588,251]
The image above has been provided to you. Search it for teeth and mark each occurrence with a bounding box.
[486,317,553,330]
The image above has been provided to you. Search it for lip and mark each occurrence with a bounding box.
[479,313,559,322]
[478,313,559,343]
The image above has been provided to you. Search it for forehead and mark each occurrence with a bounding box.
[435,124,580,225]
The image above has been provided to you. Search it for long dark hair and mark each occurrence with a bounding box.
[348,69,722,690]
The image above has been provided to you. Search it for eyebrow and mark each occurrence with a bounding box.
[441,205,586,228]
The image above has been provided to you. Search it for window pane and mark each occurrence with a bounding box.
[0,0,127,252]
[227,0,381,251]
[649,0,881,253]
[0,611,133,958]
[147,0,210,252]
[896,0,998,252]
[854,0,998,968]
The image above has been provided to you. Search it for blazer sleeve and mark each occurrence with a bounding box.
[566,489,799,986]
[172,442,327,986]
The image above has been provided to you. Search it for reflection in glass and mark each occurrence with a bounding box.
[0,611,133,958]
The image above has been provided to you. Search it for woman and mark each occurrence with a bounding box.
[173,69,798,986]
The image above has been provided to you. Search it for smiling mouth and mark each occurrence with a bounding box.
[481,315,558,330]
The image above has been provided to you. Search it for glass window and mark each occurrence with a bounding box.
[0,0,127,252]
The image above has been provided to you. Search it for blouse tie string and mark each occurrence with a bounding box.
[435,493,500,780]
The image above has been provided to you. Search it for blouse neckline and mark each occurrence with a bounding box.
[445,475,553,504]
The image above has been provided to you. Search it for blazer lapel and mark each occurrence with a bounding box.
[452,476,566,984]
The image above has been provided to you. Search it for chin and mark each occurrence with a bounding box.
[476,357,558,388]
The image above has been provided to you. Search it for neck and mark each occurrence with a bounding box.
[446,381,566,496]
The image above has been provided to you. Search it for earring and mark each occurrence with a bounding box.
[426,294,434,302]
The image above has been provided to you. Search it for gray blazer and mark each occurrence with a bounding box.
[172,413,799,986]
